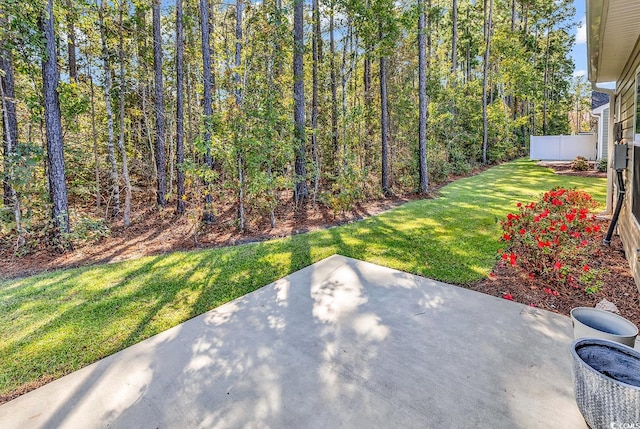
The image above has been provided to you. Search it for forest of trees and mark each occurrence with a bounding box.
[0,0,577,250]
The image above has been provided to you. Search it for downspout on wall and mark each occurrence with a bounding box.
[591,83,616,214]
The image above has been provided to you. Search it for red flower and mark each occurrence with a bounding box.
[572,232,581,239]
[534,215,541,222]
[519,228,526,235]
[502,253,509,260]
[593,225,601,233]
[503,234,511,241]
[551,198,563,206]
[582,264,590,272]
[560,224,568,232]
[517,202,522,207]
[553,261,562,271]
[503,293,513,301]
[509,253,517,266]
[566,213,576,222]
[585,227,592,233]
[581,240,588,246]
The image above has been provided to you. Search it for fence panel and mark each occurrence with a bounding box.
[530,135,596,161]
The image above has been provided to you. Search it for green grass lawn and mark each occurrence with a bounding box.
[0,159,606,399]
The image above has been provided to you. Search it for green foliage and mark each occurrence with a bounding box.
[66,213,110,243]
[597,158,608,173]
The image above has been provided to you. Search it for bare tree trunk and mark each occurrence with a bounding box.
[293,0,308,203]
[482,0,493,164]
[311,0,320,201]
[329,2,338,177]
[427,0,432,68]
[176,0,186,214]
[0,43,24,247]
[511,0,516,32]
[465,5,471,83]
[200,0,215,223]
[235,0,245,231]
[118,0,132,226]
[542,28,550,135]
[418,0,428,194]
[380,37,390,195]
[451,0,458,76]
[152,0,167,207]
[99,0,120,218]
[340,18,351,169]
[66,0,77,81]
[87,60,100,210]
[0,45,16,207]
[41,0,70,238]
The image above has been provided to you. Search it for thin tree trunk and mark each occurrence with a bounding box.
[0,44,24,247]
[418,0,428,193]
[186,63,194,161]
[542,28,550,135]
[87,61,101,210]
[380,41,390,195]
[465,5,471,83]
[200,0,215,223]
[99,0,120,217]
[41,0,70,238]
[0,46,16,207]
[427,0,432,68]
[482,0,493,164]
[66,0,77,81]
[176,0,186,214]
[152,0,167,207]
[340,18,351,169]
[293,0,308,203]
[329,2,338,177]
[118,0,132,226]
[451,0,458,76]
[235,0,245,231]
[311,0,320,201]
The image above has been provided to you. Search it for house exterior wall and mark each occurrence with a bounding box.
[602,107,610,159]
[612,36,640,290]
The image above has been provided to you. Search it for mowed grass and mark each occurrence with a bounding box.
[0,159,606,399]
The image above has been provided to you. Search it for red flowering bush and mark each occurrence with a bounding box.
[499,188,607,294]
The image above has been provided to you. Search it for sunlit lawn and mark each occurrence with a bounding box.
[0,158,606,400]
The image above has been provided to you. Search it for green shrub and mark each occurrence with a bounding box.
[597,158,608,173]
[571,156,591,171]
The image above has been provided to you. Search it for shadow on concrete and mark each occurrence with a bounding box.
[1,256,586,428]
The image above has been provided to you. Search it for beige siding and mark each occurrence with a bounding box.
[613,34,640,291]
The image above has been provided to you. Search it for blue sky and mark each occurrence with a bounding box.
[570,0,587,78]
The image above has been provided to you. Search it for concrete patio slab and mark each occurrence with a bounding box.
[0,255,586,428]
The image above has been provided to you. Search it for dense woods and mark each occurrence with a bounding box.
[0,0,577,251]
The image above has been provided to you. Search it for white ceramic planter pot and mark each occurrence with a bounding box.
[571,338,640,429]
[570,307,638,347]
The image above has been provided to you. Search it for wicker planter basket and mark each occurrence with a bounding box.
[571,338,640,429]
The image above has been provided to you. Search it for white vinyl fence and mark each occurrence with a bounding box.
[529,134,597,161]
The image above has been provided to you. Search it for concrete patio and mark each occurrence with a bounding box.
[0,255,586,428]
